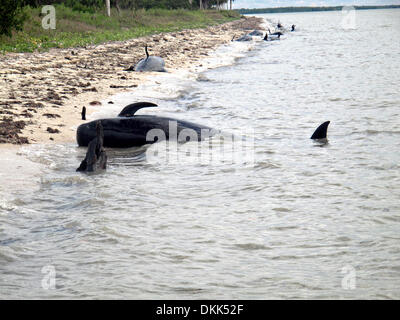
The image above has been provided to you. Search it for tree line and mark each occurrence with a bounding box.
[19,0,231,10]
[1,0,233,37]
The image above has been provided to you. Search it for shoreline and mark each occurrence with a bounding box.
[0,16,264,147]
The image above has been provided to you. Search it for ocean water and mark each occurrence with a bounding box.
[1,9,399,299]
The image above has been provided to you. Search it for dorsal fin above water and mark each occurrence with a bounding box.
[118,102,158,117]
[310,121,330,139]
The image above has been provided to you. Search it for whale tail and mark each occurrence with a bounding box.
[77,121,107,172]
[310,121,330,140]
[118,102,158,117]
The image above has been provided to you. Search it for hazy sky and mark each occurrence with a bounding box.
[232,0,400,9]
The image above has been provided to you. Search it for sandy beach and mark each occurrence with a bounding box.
[0,16,263,146]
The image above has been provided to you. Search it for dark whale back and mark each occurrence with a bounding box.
[77,115,212,148]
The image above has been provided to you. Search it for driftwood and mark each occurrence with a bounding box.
[76,121,107,172]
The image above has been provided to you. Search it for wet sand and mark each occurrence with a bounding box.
[0,16,263,146]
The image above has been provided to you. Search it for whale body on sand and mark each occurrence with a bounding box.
[248,30,264,37]
[134,46,166,72]
[235,34,253,42]
[135,56,166,72]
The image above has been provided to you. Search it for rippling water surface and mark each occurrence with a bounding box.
[1,9,399,299]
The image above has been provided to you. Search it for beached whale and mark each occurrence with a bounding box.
[125,46,166,72]
[76,102,213,148]
[234,34,253,42]
[248,30,264,37]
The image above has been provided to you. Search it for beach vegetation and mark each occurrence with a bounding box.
[0,3,240,53]
[0,0,28,37]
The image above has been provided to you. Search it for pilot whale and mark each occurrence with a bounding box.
[310,121,330,143]
[76,102,213,148]
[233,33,253,42]
[76,121,107,172]
[248,30,264,37]
[264,28,283,41]
[135,46,166,72]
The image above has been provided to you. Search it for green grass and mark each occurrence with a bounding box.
[0,5,241,53]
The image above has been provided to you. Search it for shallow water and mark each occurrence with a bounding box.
[1,9,400,299]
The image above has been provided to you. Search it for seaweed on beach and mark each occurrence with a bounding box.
[0,116,29,144]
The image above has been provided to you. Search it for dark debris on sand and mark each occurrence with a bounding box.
[46,127,60,134]
[0,117,29,144]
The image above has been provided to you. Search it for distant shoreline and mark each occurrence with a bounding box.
[237,5,400,15]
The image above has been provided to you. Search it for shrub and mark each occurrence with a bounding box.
[0,0,28,37]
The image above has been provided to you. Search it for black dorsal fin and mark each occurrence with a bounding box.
[118,102,158,117]
[310,121,330,139]
[81,106,86,120]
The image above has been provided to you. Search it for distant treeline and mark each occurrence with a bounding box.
[22,0,230,11]
[2,0,231,37]
[237,5,400,15]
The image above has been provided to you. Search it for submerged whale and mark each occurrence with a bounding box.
[264,33,281,41]
[77,102,213,148]
[264,28,283,41]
